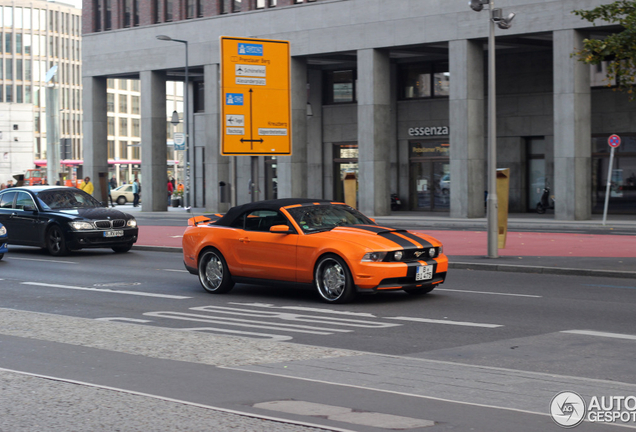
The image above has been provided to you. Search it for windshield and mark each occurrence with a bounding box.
[37,189,102,210]
[287,204,374,233]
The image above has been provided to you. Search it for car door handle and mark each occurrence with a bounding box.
[10,212,17,219]
[239,237,250,243]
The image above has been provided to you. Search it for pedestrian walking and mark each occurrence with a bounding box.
[110,176,117,189]
[167,179,174,206]
[132,177,140,207]
[107,180,115,207]
[80,177,94,195]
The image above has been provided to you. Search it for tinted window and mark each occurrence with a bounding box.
[36,189,102,209]
[287,204,373,233]
[0,191,16,209]
[243,210,288,232]
[15,192,35,210]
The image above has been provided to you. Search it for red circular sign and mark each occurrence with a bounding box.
[608,134,621,148]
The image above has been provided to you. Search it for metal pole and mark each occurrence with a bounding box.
[183,41,191,209]
[487,0,499,258]
[602,147,615,226]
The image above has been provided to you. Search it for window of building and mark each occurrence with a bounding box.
[108,140,115,158]
[24,61,31,80]
[118,79,127,90]
[165,0,173,21]
[124,0,132,27]
[16,85,22,103]
[119,141,128,158]
[5,33,12,53]
[6,59,12,80]
[95,0,102,30]
[221,0,230,14]
[107,78,115,88]
[399,62,449,99]
[15,34,22,54]
[186,0,195,18]
[132,118,140,137]
[6,85,12,102]
[24,85,30,103]
[324,70,356,104]
[119,94,128,113]
[3,7,11,27]
[107,93,115,112]
[16,59,22,80]
[119,118,128,136]
[108,116,115,135]
[24,34,31,55]
[105,0,112,30]
[233,0,242,12]
[131,145,140,159]
[134,0,140,25]
[131,80,139,91]
[131,95,139,114]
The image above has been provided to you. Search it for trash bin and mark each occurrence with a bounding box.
[496,168,510,249]
[219,181,229,203]
[171,196,182,208]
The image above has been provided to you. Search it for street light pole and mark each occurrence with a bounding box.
[157,35,191,209]
[468,0,515,258]
[487,0,498,259]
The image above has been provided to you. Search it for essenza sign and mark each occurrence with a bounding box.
[409,126,449,137]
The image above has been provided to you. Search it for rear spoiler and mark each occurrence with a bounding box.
[188,213,224,227]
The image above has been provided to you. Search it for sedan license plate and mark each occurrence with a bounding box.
[415,265,433,281]
[104,230,124,238]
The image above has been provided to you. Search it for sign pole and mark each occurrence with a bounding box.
[602,146,615,226]
[603,134,621,226]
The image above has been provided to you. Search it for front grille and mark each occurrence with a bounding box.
[385,247,440,262]
[95,219,126,229]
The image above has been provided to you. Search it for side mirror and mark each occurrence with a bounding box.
[23,205,37,212]
[270,224,292,234]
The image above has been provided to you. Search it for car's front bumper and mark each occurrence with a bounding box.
[66,228,138,249]
[0,236,8,254]
[351,254,448,292]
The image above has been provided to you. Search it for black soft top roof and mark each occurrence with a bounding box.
[214,198,335,226]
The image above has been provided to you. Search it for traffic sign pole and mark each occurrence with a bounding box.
[603,134,621,225]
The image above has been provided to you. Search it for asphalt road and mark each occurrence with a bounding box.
[1,247,635,431]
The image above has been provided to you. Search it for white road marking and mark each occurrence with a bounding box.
[8,257,77,264]
[386,316,503,328]
[163,269,189,273]
[230,302,378,318]
[144,311,353,335]
[561,330,636,341]
[0,367,357,432]
[20,282,191,299]
[95,317,153,323]
[191,305,399,328]
[436,288,542,298]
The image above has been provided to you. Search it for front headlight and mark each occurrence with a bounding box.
[127,218,137,228]
[0,226,6,236]
[69,221,94,230]
[393,251,403,261]
[362,252,387,262]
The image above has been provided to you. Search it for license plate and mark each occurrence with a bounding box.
[104,230,124,238]
[415,265,433,281]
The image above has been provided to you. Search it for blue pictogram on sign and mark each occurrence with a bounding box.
[238,43,263,56]
[226,93,244,106]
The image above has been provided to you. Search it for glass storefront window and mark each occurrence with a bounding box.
[408,141,450,211]
[592,135,636,214]
[324,70,356,104]
[333,143,358,204]
[399,62,450,99]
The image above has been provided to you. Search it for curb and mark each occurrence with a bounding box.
[449,262,636,279]
[132,245,636,280]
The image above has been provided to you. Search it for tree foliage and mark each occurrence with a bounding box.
[572,0,636,98]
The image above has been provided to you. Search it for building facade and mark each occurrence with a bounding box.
[82,0,636,217]
[0,0,81,184]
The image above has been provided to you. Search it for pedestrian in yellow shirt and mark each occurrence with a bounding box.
[80,176,94,195]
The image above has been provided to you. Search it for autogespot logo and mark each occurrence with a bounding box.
[550,391,586,428]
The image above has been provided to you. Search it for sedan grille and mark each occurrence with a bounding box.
[95,219,126,229]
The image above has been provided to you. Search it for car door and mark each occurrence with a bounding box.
[10,192,44,245]
[233,209,298,281]
[0,191,19,243]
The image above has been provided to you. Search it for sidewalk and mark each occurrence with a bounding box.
[129,205,636,279]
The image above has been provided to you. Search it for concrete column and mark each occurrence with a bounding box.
[278,57,308,198]
[553,30,591,220]
[82,76,108,200]
[307,68,323,199]
[357,48,390,216]
[449,39,485,218]
[202,63,230,212]
[140,70,167,212]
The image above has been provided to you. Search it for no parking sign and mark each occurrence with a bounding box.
[608,134,621,148]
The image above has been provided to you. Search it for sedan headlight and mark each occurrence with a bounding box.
[69,221,94,230]
[362,252,387,262]
[127,218,137,228]
[0,225,6,236]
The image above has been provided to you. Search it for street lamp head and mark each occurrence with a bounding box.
[156,35,173,41]
[469,0,487,12]
[496,12,515,29]
[171,110,180,126]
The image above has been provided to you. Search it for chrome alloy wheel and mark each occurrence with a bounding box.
[198,249,234,294]
[203,253,223,290]
[316,257,349,302]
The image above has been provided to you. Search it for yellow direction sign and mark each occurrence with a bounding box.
[220,37,291,155]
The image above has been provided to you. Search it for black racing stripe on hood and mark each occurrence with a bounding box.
[399,231,433,248]
[348,225,402,234]
[379,232,417,249]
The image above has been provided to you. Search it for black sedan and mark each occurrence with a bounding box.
[0,186,138,256]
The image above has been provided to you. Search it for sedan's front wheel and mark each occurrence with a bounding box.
[315,255,355,303]
[117,196,127,205]
[46,225,70,256]
[198,249,234,294]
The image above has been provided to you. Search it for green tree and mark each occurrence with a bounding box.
[572,0,636,98]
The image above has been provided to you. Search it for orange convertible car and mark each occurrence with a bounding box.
[183,199,448,303]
